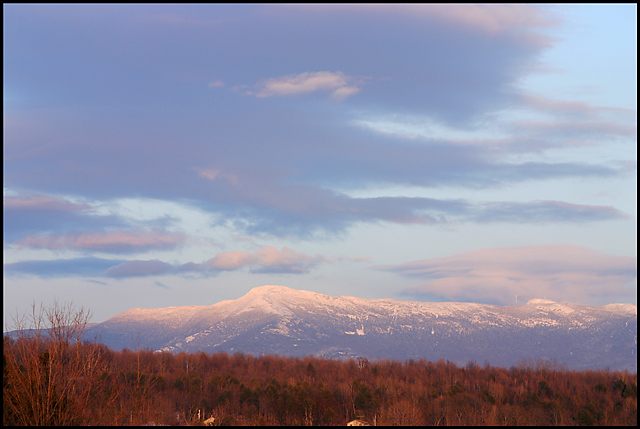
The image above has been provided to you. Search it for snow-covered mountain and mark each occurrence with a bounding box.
[89,285,637,371]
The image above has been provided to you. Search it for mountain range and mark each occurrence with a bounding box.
[84,285,637,371]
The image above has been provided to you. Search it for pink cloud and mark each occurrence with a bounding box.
[194,167,239,184]
[15,230,186,253]
[255,71,363,100]
[512,94,637,147]
[521,94,637,118]
[378,244,637,305]
[97,246,339,278]
[206,246,325,273]
[423,4,557,36]
[286,4,558,39]
[329,85,361,101]
[206,250,255,270]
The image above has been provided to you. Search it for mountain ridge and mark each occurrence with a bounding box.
[83,285,636,370]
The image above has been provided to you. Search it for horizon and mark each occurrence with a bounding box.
[4,283,638,332]
[9,284,638,330]
[102,285,637,325]
[3,4,637,327]
[5,282,635,374]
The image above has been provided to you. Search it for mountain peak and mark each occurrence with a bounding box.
[245,285,296,296]
[526,298,557,305]
[221,285,321,318]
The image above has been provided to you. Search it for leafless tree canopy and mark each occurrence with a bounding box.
[3,301,117,425]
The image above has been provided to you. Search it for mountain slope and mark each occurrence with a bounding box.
[88,285,637,371]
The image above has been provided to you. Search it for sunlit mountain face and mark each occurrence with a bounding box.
[80,286,638,371]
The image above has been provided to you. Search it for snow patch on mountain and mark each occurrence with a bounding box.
[603,303,637,315]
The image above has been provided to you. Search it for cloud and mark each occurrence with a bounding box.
[521,94,637,119]
[513,119,637,141]
[254,71,363,100]
[287,4,558,41]
[154,281,170,289]
[2,4,558,123]
[4,154,625,243]
[14,229,186,254]
[472,200,628,223]
[3,195,91,211]
[3,194,128,242]
[85,279,109,286]
[105,260,175,278]
[4,246,327,278]
[205,246,325,274]
[4,257,125,278]
[421,4,558,36]
[194,167,239,184]
[205,250,254,271]
[501,94,637,152]
[376,244,637,305]
[225,192,626,237]
[2,5,633,240]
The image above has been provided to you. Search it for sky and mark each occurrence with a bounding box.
[3,4,637,327]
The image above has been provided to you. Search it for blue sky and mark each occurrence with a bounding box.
[4,4,636,326]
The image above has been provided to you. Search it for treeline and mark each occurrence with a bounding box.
[3,304,637,425]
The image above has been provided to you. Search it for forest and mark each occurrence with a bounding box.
[3,303,637,426]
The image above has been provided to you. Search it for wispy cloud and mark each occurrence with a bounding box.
[5,4,624,241]
[513,119,637,141]
[4,246,329,278]
[106,259,175,278]
[421,4,558,36]
[4,257,126,278]
[3,195,91,211]
[14,229,186,254]
[287,4,558,40]
[377,244,637,305]
[219,192,627,237]
[520,94,637,119]
[3,193,128,242]
[472,200,628,223]
[3,4,635,315]
[254,71,364,100]
[205,246,325,273]
[194,167,239,184]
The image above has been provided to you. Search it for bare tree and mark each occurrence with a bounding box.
[3,301,115,425]
[382,397,423,426]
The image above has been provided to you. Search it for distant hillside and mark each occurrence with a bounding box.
[83,285,637,371]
